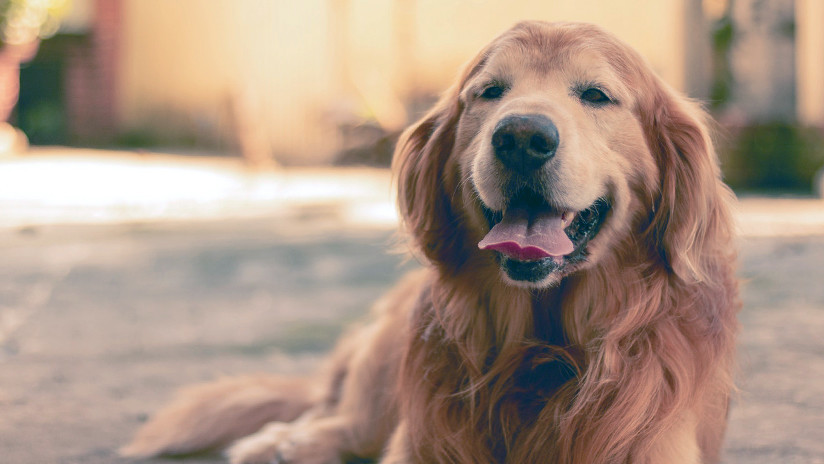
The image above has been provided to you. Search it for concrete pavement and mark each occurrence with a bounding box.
[1,148,823,463]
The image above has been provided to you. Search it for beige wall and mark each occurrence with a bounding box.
[797,0,824,126]
[119,0,334,161]
[410,0,687,90]
[117,0,690,163]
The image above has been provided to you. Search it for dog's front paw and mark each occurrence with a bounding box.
[226,421,343,464]
[226,422,291,464]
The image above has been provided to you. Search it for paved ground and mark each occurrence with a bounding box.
[0,221,413,464]
[1,149,823,463]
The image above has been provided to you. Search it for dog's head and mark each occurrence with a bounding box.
[395,21,727,288]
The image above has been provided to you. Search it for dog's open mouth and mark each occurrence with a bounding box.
[479,191,611,283]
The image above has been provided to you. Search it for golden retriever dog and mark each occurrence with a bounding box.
[122,21,739,464]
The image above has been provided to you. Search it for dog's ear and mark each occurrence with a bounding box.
[393,54,489,270]
[640,80,735,282]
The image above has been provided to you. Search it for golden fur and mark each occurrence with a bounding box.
[123,21,739,464]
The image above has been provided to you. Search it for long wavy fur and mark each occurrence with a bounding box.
[393,22,738,464]
[123,21,739,464]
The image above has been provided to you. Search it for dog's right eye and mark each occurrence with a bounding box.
[479,85,506,100]
[580,88,612,106]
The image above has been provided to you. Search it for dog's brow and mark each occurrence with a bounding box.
[566,66,626,102]
[464,72,504,96]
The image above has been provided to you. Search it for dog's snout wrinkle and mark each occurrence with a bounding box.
[492,114,559,175]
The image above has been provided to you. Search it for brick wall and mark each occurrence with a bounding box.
[64,0,121,142]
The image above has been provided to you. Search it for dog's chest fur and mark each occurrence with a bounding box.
[406,287,584,462]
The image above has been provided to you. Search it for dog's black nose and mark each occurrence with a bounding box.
[492,114,559,174]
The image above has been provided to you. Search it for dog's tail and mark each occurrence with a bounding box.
[119,375,319,458]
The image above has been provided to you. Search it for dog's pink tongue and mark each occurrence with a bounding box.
[478,208,574,261]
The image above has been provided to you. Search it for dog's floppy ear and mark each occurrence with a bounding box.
[393,53,489,270]
[640,79,735,282]
[393,87,462,267]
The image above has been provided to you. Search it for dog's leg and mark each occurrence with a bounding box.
[120,375,318,458]
[226,321,404,463]
[226,275,417,464]
[378,421,413,464]
[641,412,701,464]
[226,414,349,464]
[696,392,731,464]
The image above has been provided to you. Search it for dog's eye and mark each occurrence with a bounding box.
[580,88,612,105]
[479,85,506,100]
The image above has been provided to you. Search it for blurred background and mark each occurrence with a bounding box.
[1,0,823,187]
[1,1,823,463]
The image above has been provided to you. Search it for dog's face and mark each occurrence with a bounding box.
[454,24,660,287]
[396,21,720,289]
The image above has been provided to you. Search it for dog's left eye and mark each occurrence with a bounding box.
[580,88,612,105]
[479,85,506,100]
